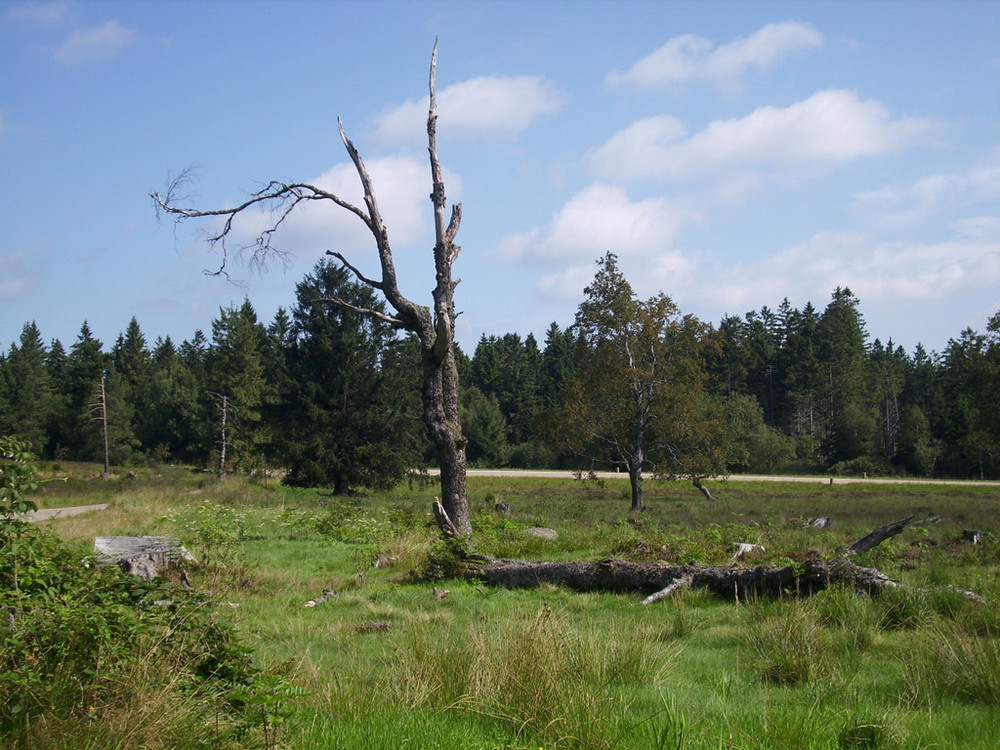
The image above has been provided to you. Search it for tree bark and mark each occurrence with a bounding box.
[627,456,644,512]
[463,556,899,599]
[846,515,913,554]
[448,516,924,602]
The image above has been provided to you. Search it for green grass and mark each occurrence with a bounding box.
[31,470,1000,749]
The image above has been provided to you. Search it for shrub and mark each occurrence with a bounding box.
[0,438,292,747]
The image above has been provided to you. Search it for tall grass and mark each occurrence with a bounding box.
[25,470,1000,749]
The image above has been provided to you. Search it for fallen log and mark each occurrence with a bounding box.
[846,516,914,555]
[429,515,933,602]
[463,556,899,600]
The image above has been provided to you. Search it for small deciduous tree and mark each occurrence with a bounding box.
[548,252,719,511]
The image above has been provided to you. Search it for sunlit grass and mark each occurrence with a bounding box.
[29,469,1000,749]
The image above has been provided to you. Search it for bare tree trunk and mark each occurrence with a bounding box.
[99,376,110,477]
[627,457,644,512]
[218,394,228,482]
[423,346,470,531]
[151,42,471,534]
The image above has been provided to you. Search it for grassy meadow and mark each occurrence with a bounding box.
[29,466,1000,749]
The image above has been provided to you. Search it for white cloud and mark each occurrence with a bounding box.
[536,245,699,306]
[607,21,823,90]
[853,164,1000,227]
[497,182,698,263]
[0,250,33,301]
[591,90,939,181]
[373,75,564,145]
[950,216,1000,241]
[51,19,137,64]
[700,230,1000,314]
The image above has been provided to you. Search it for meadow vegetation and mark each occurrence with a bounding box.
[9,464,1000,749]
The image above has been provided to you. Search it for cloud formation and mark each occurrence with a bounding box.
[607,21,823,90]
[51,19,137,64]
[497,182,698,263]
[374,75,564,145]
[699,229,1000,315]
[591,90,939,181]
[853,163,1000,228]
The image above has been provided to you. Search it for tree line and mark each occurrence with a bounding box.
[2,255,998,490]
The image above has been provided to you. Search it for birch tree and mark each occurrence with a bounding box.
[549,253,718,511]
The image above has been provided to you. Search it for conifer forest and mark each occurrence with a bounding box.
[3,255,998,487]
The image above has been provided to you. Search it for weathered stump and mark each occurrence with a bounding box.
[94,536,197,581]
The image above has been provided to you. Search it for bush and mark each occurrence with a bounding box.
[0,436,291,747]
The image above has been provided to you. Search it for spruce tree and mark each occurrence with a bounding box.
[2,323,51,449]
[208,301,268,474]
[279,260,420,493]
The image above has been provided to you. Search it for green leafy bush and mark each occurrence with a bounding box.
[0,437,294,747]
[0,436,39,515]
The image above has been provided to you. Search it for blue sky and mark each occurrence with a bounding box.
[2,1,998,357]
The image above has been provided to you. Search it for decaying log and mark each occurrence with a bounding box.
[433,498,463,539]
[846,516,913,555]
[303,589,339,607]
[463,556,900,599]
[94,536,196,581]
[960,529,990,545]
[435,515,939,602]
[641,574,693,605]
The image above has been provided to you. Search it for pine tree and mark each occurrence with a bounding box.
[208,301,268,474]
[278,260,420,493]
[2,323,52,449]
[540,322,577,409]
[65,323,107,460]
[113,318,151,453]
[816,288,871,466]
[142,336,204,463]
[44,339,70,457]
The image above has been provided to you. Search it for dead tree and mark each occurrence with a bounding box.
[88,375,111,477]
[451,516,939,602]
[210,392,234,482]
[152,42,471,533]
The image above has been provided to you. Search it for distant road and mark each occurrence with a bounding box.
[449,469,1000,487]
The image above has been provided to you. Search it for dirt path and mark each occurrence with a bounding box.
[27,504,109,522]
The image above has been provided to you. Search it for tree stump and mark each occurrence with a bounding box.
[94,536,197,581]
